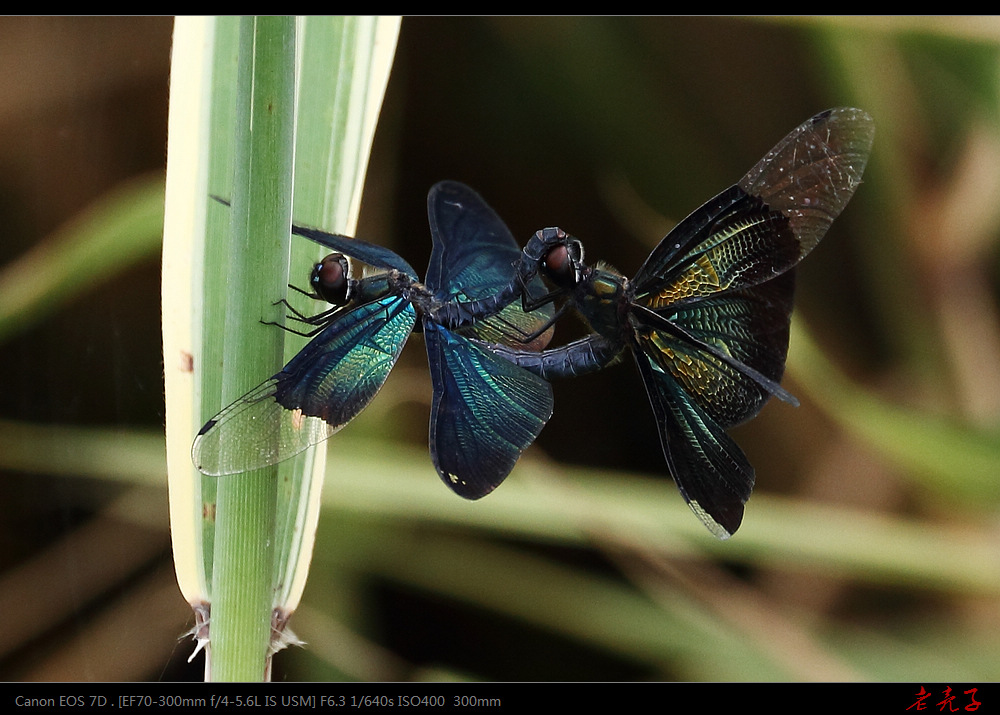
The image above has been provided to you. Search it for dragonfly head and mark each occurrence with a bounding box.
[310,253,352,306]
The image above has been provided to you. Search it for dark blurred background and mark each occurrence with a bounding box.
[0,16,998,683]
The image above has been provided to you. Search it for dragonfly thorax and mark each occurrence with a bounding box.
[577,265,629,342]
[309,255,421,311]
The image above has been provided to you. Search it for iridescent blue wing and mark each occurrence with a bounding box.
[425,180,555,348]
[632,341,753,539]
[192,292,416,475]
[423,181,555,497]
[425,180,517,302]
[425,323,553,498]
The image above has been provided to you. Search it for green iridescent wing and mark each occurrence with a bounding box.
[630,272,795,537]
[626,108,873,536]
[635,270,796,429]
[424,324,553,498]
[192,292,416,476]
[632,343,754,539]
[631,107,874,302]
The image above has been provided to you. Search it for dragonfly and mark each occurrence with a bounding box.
[192,181,556,499]
[471,107,876,538]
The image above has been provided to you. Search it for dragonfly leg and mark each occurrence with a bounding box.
[260,296,340,338]
[286,283,320,301]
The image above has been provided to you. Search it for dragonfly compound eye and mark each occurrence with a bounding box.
[541,244,577,287]
[311,253,351,305]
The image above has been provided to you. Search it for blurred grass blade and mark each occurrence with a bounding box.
[789,321,1000,505]
[0,174,164,343]
[2,418,999,599]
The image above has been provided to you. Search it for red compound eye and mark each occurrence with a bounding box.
[541,244,574,286]
[311,253,350,304]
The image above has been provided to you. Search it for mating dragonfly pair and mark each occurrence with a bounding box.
[192,107,875,539]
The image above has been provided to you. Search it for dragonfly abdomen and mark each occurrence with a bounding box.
[481,334,623,380]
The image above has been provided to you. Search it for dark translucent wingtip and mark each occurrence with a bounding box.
[688,499,741,540]
[739,107,875,261]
